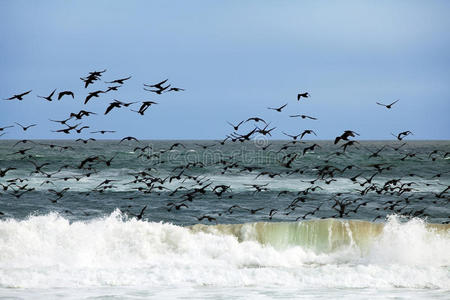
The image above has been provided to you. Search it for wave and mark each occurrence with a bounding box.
[0,212,449,289]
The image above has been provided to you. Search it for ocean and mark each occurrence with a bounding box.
[0,140,449,299]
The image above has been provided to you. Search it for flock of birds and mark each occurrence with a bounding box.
[0,69,449,224]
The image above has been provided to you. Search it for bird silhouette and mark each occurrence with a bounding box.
[297,92,310,101]
[376,99,399,109]
[267,103,287,112]
[4,90,32,101]
[37,89,56,101]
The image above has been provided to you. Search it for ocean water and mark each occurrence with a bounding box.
[0,140,449,299]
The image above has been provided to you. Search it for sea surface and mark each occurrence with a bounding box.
[0,140,449,299]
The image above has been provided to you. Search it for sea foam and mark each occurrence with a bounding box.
[0,212,448,290]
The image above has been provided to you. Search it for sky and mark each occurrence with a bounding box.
[0,0,449,140]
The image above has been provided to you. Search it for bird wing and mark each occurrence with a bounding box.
[389,99,400,106]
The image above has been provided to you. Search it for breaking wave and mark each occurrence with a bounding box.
[0,211,449,290]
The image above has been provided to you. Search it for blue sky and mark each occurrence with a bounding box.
[0,0,449,140]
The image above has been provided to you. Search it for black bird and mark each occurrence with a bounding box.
[131,101,158,115]
[49,117,72,125]
[226,120,244,131]
[104,100,137,115]
[246,117,267,124]
[104,100,122,115]
[136,206,147,220]
[303,143,321,155]
[91,130,116,134]
[119,136,140,144]
[105,76,132,84]
[300,129,317,139]
[105,85,121,92]
[376,99,399,109]
[282,132,301,140]
[334,130,359,144]
[143,85,171,94]
[289,114,317,120]
[84,90,105,104]
[58,90,75,100]
[80,69,106,88]
[0,167,16,177]
[144,79,168,89]
[167,87,185,92]
[52,123,81,134]
[15,122,37,131]
[268,103,287,112]
[4,90,32,101]
[75,126,90,133]
[37,89,56,101]
[297,92,310,101]
[70,110,97,119]
[13,139,35,147]
[76,138,96,144]
[392,131,413,141]
[0,125,13,131]
[197,215,217,222]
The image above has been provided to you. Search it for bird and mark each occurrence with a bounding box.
[37,89,56,101]
[246,117,267,124]
[143,85,171,94]
[282,132,302,140]
[104,100,137,115]
[267,103,287,112]
[104,100,122,115]
[15,122,37,131]
[300,129,317,139]
[90,130,116,134]
[58,90,75,100]
[131,101,158,115]
[144,79,168,89]
[0,167,16,177]
[376,99,399,109]
[119,136,140,144]
[334,130,359,144]
[84,90,105,104]
[0,125,13,131]
[105,76,132,84]
[70,110,97,119]
[289,114,317,120]
[76,138,96,144]
[4,90,32,101]
[135,206,147,220]
[392,131,413,141]
[226,120,244,131]
[167,87,185,92]
[297,92,310,101]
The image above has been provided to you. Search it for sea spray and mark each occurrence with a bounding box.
[0,211,448,290]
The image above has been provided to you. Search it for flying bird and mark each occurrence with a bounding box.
[0,125,13,131]
[84,90,105,104]
[58,91,74,100]
[226,120,244,131]
[376,99,399,109]
[289,114,317,120]
[297,92,310,101]
[15,122,37,131]
[131,101,158,115]
[37,89,56,101]
[4,90,32,101]
[105,76,132,84]
[267,103,287,112]
[392,130,413,141]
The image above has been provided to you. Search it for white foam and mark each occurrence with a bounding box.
[0,213,448,291]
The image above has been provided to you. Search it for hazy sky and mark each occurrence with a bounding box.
[1,0,449,140]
